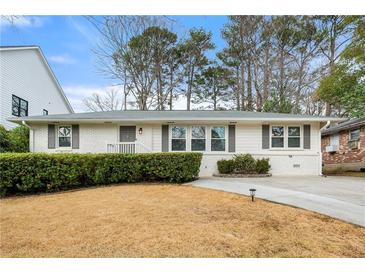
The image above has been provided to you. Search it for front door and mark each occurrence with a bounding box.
[119,126,136,142]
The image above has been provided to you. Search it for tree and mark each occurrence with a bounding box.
[83,88,124,111]
[217,48,241,110]
[269,16,302,113]
[8,126,29,152]
[86,16,170,110]
[0,125,11,153]
[181,28,215,110]
[193,65,232,110]
[0,125,29,153]
[316,16,358,115]
[317,17,365,117]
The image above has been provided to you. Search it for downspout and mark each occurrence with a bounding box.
[22,121,34,152]
[319,120,331,176]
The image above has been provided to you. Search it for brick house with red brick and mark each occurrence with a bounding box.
[321,117,365,172]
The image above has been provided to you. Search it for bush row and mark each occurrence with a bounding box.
[217,154,270,174]
[0,152,202,197]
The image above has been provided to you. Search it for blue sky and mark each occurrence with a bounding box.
[0,16,228,111]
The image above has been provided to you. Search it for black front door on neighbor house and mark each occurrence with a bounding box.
[119,126,136,142]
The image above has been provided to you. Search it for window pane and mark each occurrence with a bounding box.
[171,139,186,151]
[211,126,225,139]
[272,137,284,148]
[288,127,300,137]
[192,126,205,138]
[192,139,206,151]
[20,99,28,110]
[272,126,284,137]
[171,126,186,138]
[12,96,19,116]
[19,109,27,117]
[59,137,71,147]
[12,96,19,107]
[350,129,360,140]
[59,126,71,137]
[288,137,300,148]
[211,139,225,151]
[12,105,19,116]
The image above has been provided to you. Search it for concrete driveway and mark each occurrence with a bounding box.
[191,176,365,227]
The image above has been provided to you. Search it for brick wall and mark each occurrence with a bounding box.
[321,125,365,169]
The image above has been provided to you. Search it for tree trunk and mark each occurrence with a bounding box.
[246,60,253,111]
[235,66,241,110]
[186,64,195,110]
[263,45,270,103]
[240,63,245,110]
[279,47,285,109]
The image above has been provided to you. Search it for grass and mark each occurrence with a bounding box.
[1,184,365,258]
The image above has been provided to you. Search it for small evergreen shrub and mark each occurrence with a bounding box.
[216,154,271,175]
[0,152,202,197]
[233,153,256,174]
[255,158,270,174]
[217,159,235,174]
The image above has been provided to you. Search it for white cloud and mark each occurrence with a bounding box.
[48,54,77,65]
[0,16,44,28]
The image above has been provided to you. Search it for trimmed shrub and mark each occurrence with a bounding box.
[0,152,202,197]
[217,159,235,174]
[216,154,271,175]
[255,158,270,174]
[233,153,256,174]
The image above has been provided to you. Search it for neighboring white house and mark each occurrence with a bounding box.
[0,46,73,129]
[8,110,344,176]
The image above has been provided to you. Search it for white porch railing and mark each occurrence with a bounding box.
[106,142,152,154]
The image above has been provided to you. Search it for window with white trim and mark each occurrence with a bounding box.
[288,126,301,148]
[171,126,186,151]
[211,126,225,151]
[271,126,284,148]
[58,126,72,147]
[191,126,206,151]
[349,129,360,141]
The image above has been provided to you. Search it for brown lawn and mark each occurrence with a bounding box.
[1,184,365,258]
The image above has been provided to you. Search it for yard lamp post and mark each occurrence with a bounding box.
[249,188,256,202]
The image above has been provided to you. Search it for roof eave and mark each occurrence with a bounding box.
[8,116,346,124]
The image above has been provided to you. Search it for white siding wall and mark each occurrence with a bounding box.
[152,125,162,152]
[0,49,71,129]
[31,121,321,176]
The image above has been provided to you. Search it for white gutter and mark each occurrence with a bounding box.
[318,120,331,176]
[22,121,34,152]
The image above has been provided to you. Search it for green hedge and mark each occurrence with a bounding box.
[0,152,202,197]
[217,154,270,175]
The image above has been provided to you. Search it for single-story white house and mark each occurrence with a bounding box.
[8,110,344,176]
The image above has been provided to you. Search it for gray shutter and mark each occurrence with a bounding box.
[72,125,79,149]
[262,125,270,149]
[48,124,55,149]
[304,124,311,149]
[162,125,169,152]
[228,125,236,152]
